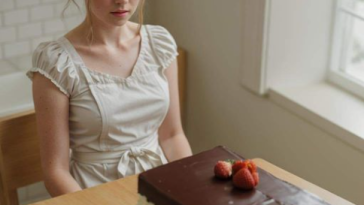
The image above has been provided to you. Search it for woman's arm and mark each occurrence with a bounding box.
[158,58,193,162]
[32,73,82,197]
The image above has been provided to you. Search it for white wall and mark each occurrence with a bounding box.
[266,0,333,88]
[0,0,84,58]
[149,1,364,204]
[0,0,84,77]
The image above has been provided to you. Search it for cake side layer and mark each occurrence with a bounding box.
[139,174,182,205]
[138,146,330,205]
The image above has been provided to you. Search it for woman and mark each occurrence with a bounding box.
[26,0,192,197]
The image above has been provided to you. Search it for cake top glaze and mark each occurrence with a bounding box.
[138,146,330,205]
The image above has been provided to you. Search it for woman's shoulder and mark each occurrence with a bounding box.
[31,39,78,77]
[32,39,68,63]
[145,24,179,69]
[146,24,177,47]
[26,39,79,97]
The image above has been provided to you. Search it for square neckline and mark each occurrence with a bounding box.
[59,25,146,81]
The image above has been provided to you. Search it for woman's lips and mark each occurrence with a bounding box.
[111,11,129,17]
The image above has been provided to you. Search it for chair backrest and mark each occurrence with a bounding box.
[0,111,43,205]
[177,48,187,124]
[0,48,187,205]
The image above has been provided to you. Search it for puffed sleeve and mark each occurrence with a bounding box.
[26,41,78,97]
[149,25,179,69]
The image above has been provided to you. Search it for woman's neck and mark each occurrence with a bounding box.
[69,18,139,48]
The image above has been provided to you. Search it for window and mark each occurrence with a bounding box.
[329,0,364,99]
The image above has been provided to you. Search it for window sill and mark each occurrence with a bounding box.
[269,81,364,153]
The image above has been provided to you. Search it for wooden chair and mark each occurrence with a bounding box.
[0,111,43,205]
[177,48,187,124]
[0,48,187,205]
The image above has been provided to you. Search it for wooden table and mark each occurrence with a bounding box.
[30,158,354,205]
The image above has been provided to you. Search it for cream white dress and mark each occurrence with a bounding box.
[26,24,178,189]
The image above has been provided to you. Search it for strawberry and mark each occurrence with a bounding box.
[232,160,245,175]
[244,159,257,173]
[233,168,256,190]
[252,172,259,186]
[214,161,232,179]
[232,160,259,190]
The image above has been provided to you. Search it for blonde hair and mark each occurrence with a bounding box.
[63,0,145,46]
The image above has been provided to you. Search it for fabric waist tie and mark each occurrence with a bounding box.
[71,135,164,178]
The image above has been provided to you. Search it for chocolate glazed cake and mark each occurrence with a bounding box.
[138,146,330,205]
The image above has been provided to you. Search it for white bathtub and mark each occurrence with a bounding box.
[0,71,34,118]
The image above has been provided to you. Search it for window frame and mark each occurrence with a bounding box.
[328,0,364,100]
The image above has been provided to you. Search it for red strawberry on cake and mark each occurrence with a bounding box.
[233,160,259,190]
[214,161,232,179]
[232,160,245,175]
